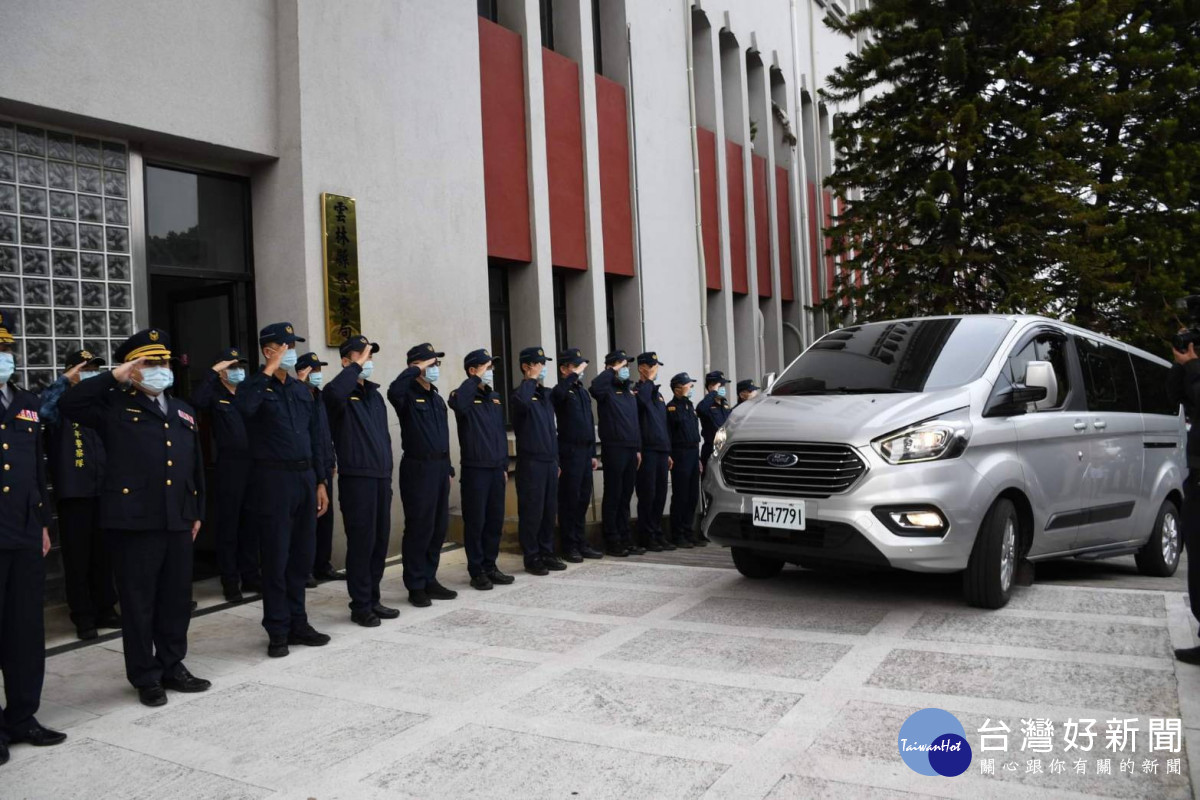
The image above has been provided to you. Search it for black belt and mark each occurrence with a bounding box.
[404,452,449,462]
[255,459,311,471]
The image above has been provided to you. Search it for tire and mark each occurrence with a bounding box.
[964,498,1019,609]
[1135,500,1181,578]
[731,547,786,579]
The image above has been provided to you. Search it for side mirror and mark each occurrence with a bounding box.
[764,372,777,390]
[1024,361,1058,411]
[983,383,1049,418]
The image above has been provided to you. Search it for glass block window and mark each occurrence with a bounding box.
[0,118,133,391]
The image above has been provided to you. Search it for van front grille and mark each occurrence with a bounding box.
[720,442,867,498]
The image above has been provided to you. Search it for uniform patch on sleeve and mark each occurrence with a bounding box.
[16,409,38,423]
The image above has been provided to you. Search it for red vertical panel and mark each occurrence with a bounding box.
[726,141,748,295]
[823,191,835,299]
[752,156,770,298]
[698,127,721,290]
[807,180,820,303]
[479,19,531,262]
[596,76,633,276]
[776,166,794,301]
[543,48,587,270]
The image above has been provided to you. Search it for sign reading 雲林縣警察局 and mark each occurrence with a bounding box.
[321,192,361,346]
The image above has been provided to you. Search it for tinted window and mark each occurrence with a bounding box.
[1131,354,1178,416]
[1002,333,1072,409]
[145,165,249,273]
[1074,337,1139,413]
[772,317,1014,395]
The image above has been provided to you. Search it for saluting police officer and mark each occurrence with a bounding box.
[552,348,602,562]
[0,312,66,764]
[666,373,702,548]
[297,352,344,586]
[736,378,760,406]
[323,336,397,626]
[39,349,119,639]
[192,346,261,602]
[449,348,514,589]
[60,328,211,706]
[512,346,566,576]
[695,371,731,546]
[634,352,672,552]
[388,344,459,607]
[590,349,643,557]
[235,323,331,658]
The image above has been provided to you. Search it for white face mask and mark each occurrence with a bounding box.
[360,361,374,381]
[79,370,101,381]
[481,368,494,386]
[0,352,14,385]
[307,372,324,389]
[138,366,172,395]
[226,368,245,385]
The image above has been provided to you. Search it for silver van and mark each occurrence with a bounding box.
[701,315,1185,608]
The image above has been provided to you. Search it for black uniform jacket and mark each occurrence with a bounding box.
[0,385,52,549]
[388,367,454,475]
[589,369,641,450]
[635,380,670,453]
[323,363,393,479]
[511,379,558,462]
[449,376,508,470]
[666,395,702,450]
[551,372,596,456]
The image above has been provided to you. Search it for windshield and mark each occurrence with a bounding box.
[771,317,1015,396]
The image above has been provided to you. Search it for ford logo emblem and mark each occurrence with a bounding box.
[767,452,799,467]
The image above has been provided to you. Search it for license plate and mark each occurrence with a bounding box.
[752,497,806,531]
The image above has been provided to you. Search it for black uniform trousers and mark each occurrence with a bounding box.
[636,450,670,546]
[669,448,701,543]
[251,467,316,639]
[57,496,117,627]
[314,478,335,574]
[214,456,259,588]
[461,466,505,578]
[557,445,592,553]
[1184,472,1200,627]
[518,459,557,564]
[339,475,390,611]
[601,445,638,547]
[400,456,450,590]
[0,548,45,742]
[106,529,192,688]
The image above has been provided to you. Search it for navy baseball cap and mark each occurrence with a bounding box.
[296,352,328,371]
[737,379,761,393]
[705,370,730,386]
[636,351,664,367]
[216,347,248,364]
[559,347,588,366]
[65,348,105,369]
[604,349,629,365]
[407,342,445,363]
[463,348,497,369]
[339,335,379,358]
[518,346,551,365]
[669,372,697,388]
[260,322,305,346]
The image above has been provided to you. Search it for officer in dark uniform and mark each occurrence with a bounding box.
[512,346,566,576]
[192,346,261,602]
[449,348,515,589]
[323,336,397,626]
[39,349,118,639]
[737,378,760,406]
[388,344,459,607]
[0,312,66,764]
[297,352,344,586]
[634,352,672,552]
[552,348,602,562]
[696,370,731,546]
[235,323,331,658]
[60,328,211,706]
[666,373,702,548]
[590,349,643,557]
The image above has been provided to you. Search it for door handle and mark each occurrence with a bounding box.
[1073,421,1087,431]
[1093,419,1107,430]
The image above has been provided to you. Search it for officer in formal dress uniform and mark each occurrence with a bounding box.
[39,349,118,639]
[323,336,397,626]
[235,323,331,658]
[666,373,702,548]
[449,348,516,589]
[388,344,460,607]
[736,378,760,406]
[552,348,602,562]
[297,352,344,586]
[590,349,643,557]
[695,371,731,546]
[0,312,66,765]
[60,328,211,706]
[634,352,672,552]
[511,346,566,576]
[192,346,261,602]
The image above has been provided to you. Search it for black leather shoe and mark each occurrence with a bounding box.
[352,609,381,628]
[542,555,568,571]
[694,535,709,547]
[471,574,494,591]
[564,550,584,563]
[305,575,318,589]
[605,545,629,557]
[426,581,458,600]
[76,625,98,641]
[628,545,647,555]
[0,741,8,766]
[288,626,331,647]
[662,541,677,551]
[581,546,604,559]
[409,589,432,608]
[242,580,263,594]
[1176,646,1200,665]
[189,600,198,612]
[163,666,211,693]
[96,612,122,628]
[487,569,515,585]
[373,604,400,619]
[525,561,549,576]
[677,540,695,549]
[10,722,67,747]
[268,637,289,658]
[223,584,244,603]
[314,567,347,582]
[138,684,168,706]
[645,542,664,553]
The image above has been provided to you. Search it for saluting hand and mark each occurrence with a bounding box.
[574,362,588,376]
[416,357,437,374]
[353,347,371,367]
[112,357,147,385]
[64,362,86,384]
[521,363,541,380]
[264,345,287,374]
[212,359,238,374]
[316,482,329,517]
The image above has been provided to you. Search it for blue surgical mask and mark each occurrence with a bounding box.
[308,372,324,388]
[166,370,175,389]
[139,366,172,394]
[360,361,374,381]
[80,370,101,382]
[717,385,727,398]
[687,387,695,400]
[538,366,547,382]
[425,365,440,383]
[281,349,298,370]
[617,366,630,381]
[481,369,494,386]
[0,352,14,384]
[226,368,245,385]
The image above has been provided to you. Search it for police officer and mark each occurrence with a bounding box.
[60,328,211,706]
[590,349,643,557]
[324,336,397,626]
[552,348,602,562]
[39,349,118,639]
[235,323,331,658]
[695,371,731,546]
[736,378,760,405]
[0,312,66,763]
[634,352,672,552]
[192,347,261,602]
[297,352,344,586]
[388,344,459,607]
[512,346,566,576]
[666,373,702,548]
[449,348,514,589]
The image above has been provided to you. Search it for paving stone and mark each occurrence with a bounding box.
[906,612,1173,658]
[363,724,727,799]
[766,774,939,799]
[1006,585,1167,619]
[133,682,423,769]
[0,737,270,799]
[674,595,889,636]
[405,608,615,653]
[511,668,801,745]
[184,611,278,665]
[489,582,682,617]
[564,561,728,588]
[606,628,852,680]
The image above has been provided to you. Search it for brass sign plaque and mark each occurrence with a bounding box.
[321,192,361,346]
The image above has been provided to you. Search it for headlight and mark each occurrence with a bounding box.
[872,414,970,465]
[712,427,728,457]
